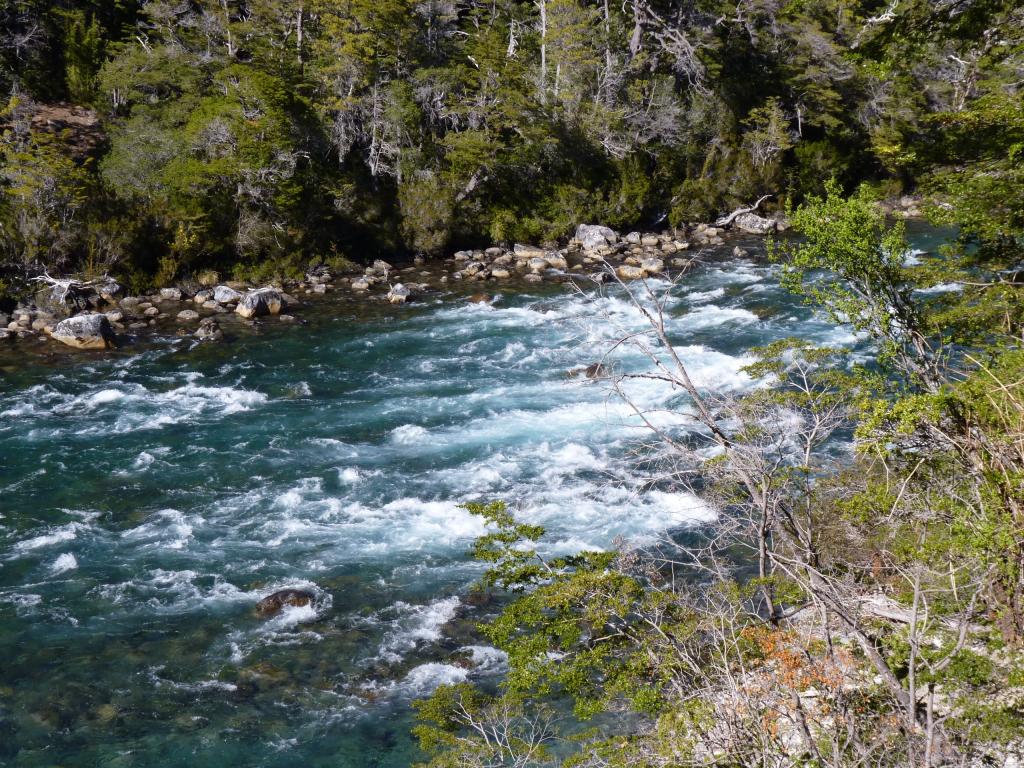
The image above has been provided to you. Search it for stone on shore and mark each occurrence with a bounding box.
[640,257,665,275]
[544,254,569,271]
[213,285,243,304]
[616,265,645,280]
[236,288,286,319]
[514,244,547,259]
[575,224,617,251]
[733,212,777,234]
[50,313,115,350]
[527,257,549,274]
[159,287,183,302]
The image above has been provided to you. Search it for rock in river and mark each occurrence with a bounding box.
[256,589,315,617]
[50,313,115,350]
[387,283,412,304]
[236,288,286,319]
[195,318,224,342]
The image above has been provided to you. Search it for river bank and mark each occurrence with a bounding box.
[0,221,773,362]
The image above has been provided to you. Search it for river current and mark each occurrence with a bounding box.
[0,227,949,767]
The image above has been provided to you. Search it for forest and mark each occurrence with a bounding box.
[0,0,1020,294]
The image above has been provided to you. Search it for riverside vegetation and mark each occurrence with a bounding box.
[0,0,1020,294]
[1,1,1023,767]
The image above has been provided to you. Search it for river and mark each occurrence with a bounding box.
[0,225,950,767]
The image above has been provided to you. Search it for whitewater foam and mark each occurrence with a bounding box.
[50,552,79,574]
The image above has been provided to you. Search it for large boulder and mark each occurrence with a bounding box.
[733,212,777,235]
[236,288,286,319]
[575,224,616,251]
[213,285,243,304]
[50,313,115,350]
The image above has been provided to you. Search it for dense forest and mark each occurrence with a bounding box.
[0,0,1020,295]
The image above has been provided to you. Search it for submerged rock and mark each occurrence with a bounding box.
[236,288,286,319]
[50,313,115,350]
[256,589,315,617]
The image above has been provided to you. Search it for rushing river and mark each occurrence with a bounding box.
[0,227,950,767]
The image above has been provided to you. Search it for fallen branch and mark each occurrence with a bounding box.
[714,194,773,228]
[29,271,107,307]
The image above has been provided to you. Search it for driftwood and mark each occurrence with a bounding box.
[29,271,108,309]
[860,593,984,634]
[714,194,773,228]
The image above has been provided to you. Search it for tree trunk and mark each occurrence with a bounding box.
[537,0,547,105]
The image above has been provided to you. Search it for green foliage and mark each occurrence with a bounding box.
[2,0,1017,283]
[63,10,104,103]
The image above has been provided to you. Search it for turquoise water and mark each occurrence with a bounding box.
[0,232,944,766]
